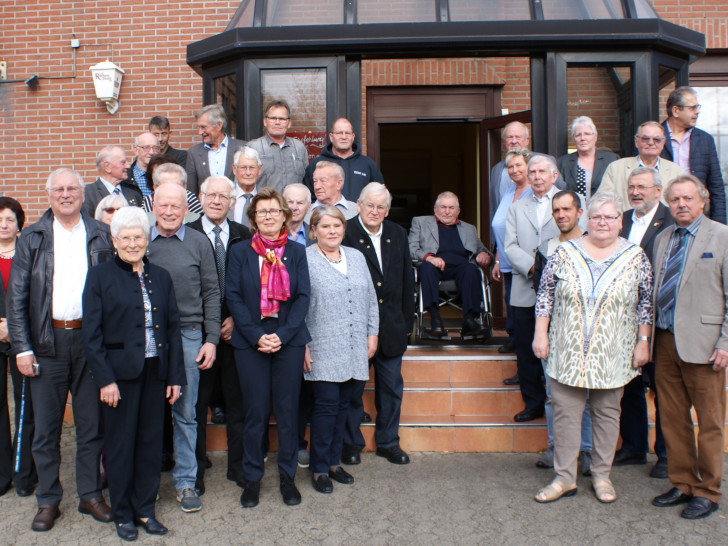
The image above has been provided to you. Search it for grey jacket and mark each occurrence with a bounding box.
[408,216,490,264]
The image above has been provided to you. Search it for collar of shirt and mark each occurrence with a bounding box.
[313,196,353,212]
[358,215,384,239]
[637,156,661,170]
[151,223,186,241]
[264,134,291,149]
[201,215,228,237]
[98,177,118,194]
[205,134,228,152]
[53,216,85,235]
[435,218,460,227]
[632,202,660,228]
[133,162,147,181]
[235,185,257,199]
[288,224,307,245]
[665,122,693,144]
[672,214,703,238]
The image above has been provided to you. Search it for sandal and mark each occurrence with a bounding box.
[592,479,617,503]
[535,480,578,503]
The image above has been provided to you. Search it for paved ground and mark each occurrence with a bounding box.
[1,424,726,545]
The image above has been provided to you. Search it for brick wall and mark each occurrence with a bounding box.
[653,0,728,49]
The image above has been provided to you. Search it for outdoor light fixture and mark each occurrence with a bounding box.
[89,60,124,114]
[24,75,39,88]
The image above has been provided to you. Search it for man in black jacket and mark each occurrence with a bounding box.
[341,182,414,465]
[7,168,114,532]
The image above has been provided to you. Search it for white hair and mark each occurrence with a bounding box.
[233,146,261,166]
[46,168,85,192]
[358,182,392,208]
[110,205,150,238]
[283,183,312,205]
[200,175,235,195]
[94,194,128,221]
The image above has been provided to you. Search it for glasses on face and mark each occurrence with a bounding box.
[678,104,701,112]
[265,116,290,123]
[331,131,354,137]
[637,136,665,144]
[589,214,621,224]
[627,184,657,193]
[50,186,83,196]
[136,145,161,153]
[362,202,388,213]
[116,235,147,245]
[102,207,120,214]
[255,208,282,218]
[202,192,231,203]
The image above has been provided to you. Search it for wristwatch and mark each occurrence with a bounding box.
[637,336,651,342]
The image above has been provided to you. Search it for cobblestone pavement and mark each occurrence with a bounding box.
[1,424,726,544]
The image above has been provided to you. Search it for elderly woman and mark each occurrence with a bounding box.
[94,193,128,224]
[304,206,378,494]
[82,207,185,541]
[0,197,37,498]
[532,191,653,504]
[557,116,618,203]
[226,187,310,508]
[491,148,531,357]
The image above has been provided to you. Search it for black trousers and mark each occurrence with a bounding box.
[310,379,358,474]
[418,260,482,315]
[511,305,546,411]
[104,357,165,524]
[618,361,666,458]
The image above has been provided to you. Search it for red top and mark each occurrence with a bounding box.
[0,256,11,291]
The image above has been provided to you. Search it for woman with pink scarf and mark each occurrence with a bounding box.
[226,187,311,509]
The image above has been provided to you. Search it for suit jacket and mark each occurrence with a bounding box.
[660,121,726,224]
[82,178,143,218]
[1,259,9,354]
[600,156,684,213]
[557,149,619,195]
[408,216,490,264]
[344,217,415,358]
[620,203,674,264]
[164,145,188,167]
[82,257,186,388]
[226,240,311,350]
[652,217,728,363]
[504,187,561,307]
[185,136,247,195]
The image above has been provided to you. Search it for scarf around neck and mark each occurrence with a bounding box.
[251,230,291,317]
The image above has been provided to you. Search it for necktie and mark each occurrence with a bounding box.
[241,194,253,226]
[212,226,226,300]
[656,227,688,314]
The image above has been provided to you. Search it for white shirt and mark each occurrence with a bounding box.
[627,203,660,246]
[98,177,119,194]
[52,217,88,320]
[201,215,229,249]
[358,216,383,270]
[533,192,552,235]
[233,185,257,224]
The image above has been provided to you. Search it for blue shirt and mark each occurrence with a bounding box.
[134,164,153,199]
[205,135,229,177]
[288,224,307,246]
[151,224,186,242]
[491,186,532,273]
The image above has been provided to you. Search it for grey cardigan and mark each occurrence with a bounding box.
[304,245,379,382]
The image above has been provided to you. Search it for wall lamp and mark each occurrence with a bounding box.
[89,60,124,114]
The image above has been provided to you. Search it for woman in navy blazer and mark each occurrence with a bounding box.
[226,187,311,508]
[83,207,185,540]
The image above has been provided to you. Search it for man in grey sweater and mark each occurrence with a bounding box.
[148,183,221,513]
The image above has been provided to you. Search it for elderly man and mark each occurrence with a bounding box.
[307,161,358,220]
[188,176,250,493]
[229,146,263,227]
[615,167,674,476]
[143,162,202,224]
[248,99,308,192]
[6,169,114,531]
[341,182,414,465]
[186,104,246,195]
[148,183,221,513]
[126,132,161,200]
[650,174,728,520]
[284,183,312,246]
[600,121,684,211]
[409,191,492,339]
[303,118,384,201]
[149,115,188,166]
[504,155,562,422]
[83,145,143,216]
[660,87,726,224]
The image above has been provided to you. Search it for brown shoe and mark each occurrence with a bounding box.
[78,496,113,523]
[31,505,61,532]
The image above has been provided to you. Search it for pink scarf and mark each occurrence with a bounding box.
[251,230,291,317]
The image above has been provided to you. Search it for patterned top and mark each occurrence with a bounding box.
[535,236,653,389]
[138,271,158,358]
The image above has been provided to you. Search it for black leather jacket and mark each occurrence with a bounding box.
[6,209,114,357]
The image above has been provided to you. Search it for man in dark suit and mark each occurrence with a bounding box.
[615,166,673,477]
[660,86,725,224]
[340,183,415,466]
[187,175,250,493]
[149,115,188,167]
[83,145,143,217]
[186,104,246,196]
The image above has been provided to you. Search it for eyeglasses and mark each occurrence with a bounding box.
[255,209,282,218]
[331,131,354,137]
[201,192,232,203]
[678,104,701,112]
[637,136,665,144]
[588,214,621,224]
[115,235,147,245]
[627,184,657,193]
[102,207,120,214]
[136,145,161,153]
[265,116,290,123]
[362,202,388,213]
[50,186,83,196]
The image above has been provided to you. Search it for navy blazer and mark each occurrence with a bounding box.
[620,203,674,265]
[226,239,311,349]
[82,257,186,389]
[660,121,726,224]
[557,149,619,195]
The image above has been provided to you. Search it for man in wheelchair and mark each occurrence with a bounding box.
[409,191,493,339]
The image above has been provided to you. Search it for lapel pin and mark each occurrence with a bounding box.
[386,239,391,243]
[359,239,364,244]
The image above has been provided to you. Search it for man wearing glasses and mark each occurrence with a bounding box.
[229,147,263,227]
[248,99,308,193]
[660,87,725,224]
[127,132,162,200]
[303,117,384,202]
[601,121,684,212]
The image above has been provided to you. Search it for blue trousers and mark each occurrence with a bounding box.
[418,261,482,315]
[309,379,358,474]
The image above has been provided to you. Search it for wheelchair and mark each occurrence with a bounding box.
[411,261,493,343]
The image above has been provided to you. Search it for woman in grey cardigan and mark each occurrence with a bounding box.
[304,205,378,494]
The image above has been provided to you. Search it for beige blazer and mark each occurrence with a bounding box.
[600,156,684,211]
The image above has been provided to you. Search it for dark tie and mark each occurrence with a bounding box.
[212,226,226,300]
[241,194,253,226]
[656,227,688,314]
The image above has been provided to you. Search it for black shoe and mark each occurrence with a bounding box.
[514,406,545,423]
[428,306,445,336]
[329,466,354,484]
[312,474,333,494]
[161,454,175,472]
[16,484,36,497]
[650,457,668,478]
[195,479,205,496]
[652,487,692,507]
[612,450,647,466]
[116,522,138,541]
[361,412,372,423]
[135,517,168,535]
[341,445,361,465]
[376,445,410,465]
[204,455,212,469]
[0,483,10,497]
[498,339,516,353]
[503,374,519,386]
[240,481,260,508]
[227,470,245,488]
[210,406,227,424]
[461,314,486,338]
[280,475,301,506]
[681,496,719,519]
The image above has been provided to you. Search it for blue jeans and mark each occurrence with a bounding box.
[543,361,592,451]
[172,328,202,491]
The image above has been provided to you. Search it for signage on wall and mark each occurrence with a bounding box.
[290,132,327,163]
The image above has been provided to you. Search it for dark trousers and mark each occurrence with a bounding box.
[618,362,666,457]
[104,357,165,524]
[297,379,314,450]
[344,353,405,450]
[503,272,514,338]
[309,379,358,474]
[1,351,37,491]
[32,328,103,505]
[418,261,482,315]
[234,319,303,483]
[162,400,173,464]
[511,305,546,410]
